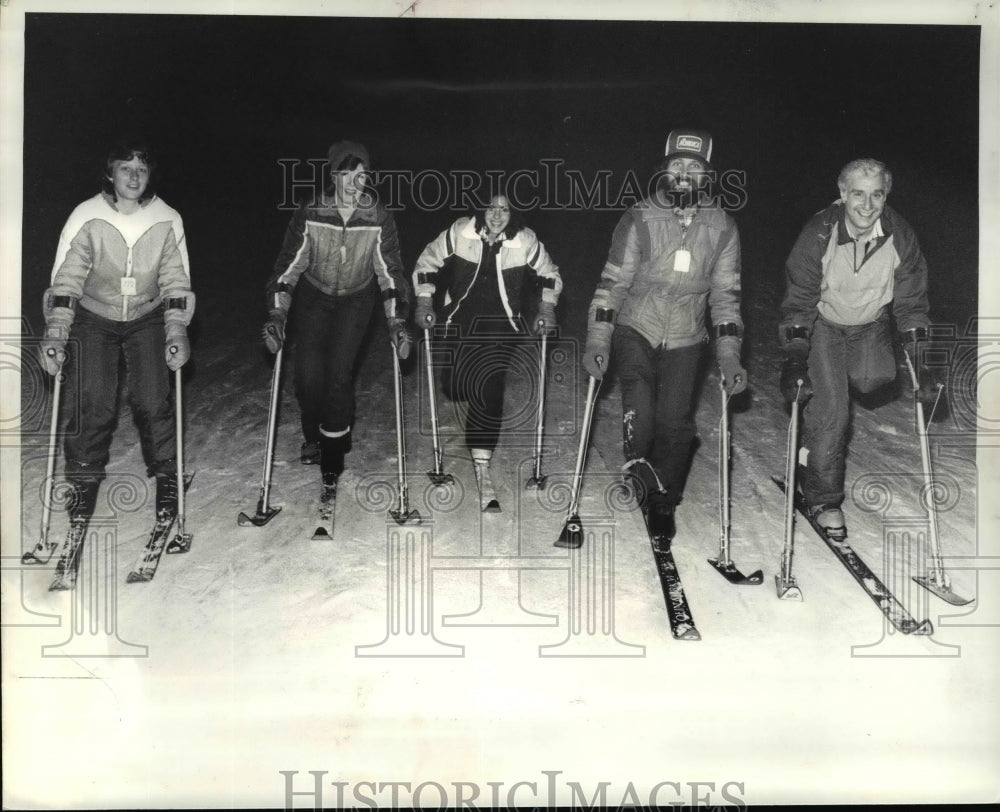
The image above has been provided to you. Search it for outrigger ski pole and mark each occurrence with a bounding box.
[166,363,193,554]
[238,340,284,526]
[775,380,805,600]
[422,321,453,486]
[390,343,420,525]
[22,349,65,565]
[554,359,602,549]
[526,323,549,490]
[903,350,972,606]
[708,377,762,585]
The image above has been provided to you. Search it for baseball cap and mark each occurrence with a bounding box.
[664,130,713,163]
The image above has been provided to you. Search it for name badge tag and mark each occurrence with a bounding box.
[673,249,691,273]
[120,277,137,296]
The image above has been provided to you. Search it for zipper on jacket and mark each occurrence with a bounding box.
[447,239,487,324]
[122,245,134,320]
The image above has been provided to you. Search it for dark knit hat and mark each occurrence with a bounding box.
[327,140,371,171]
[664,130,713,163]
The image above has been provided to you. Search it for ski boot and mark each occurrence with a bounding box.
[646,492,676,552]
[312,432,347,539]
[300,440,321,465]
[471,448,501,513]
[808,502,847,541]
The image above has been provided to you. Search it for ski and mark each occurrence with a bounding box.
[47,520,89,592]
[126,474,194,584]
[311,481,337,540]
[643,513,700,641]
[772,476,933,635]
[22,536,60,566]
[126,510,179,584]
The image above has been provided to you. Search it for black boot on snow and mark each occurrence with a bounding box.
[320,432,348,478]
[155,471,179,520]
[301,441,321,465]
[808,503,847,540]
[67,478,101,523]
[647,496,676,546]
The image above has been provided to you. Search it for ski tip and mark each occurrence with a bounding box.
[236,512,253,526]
[555,517,583,548]
[48,582,74,592]
[483,500,502,513]
[21,550,47,566]
[673,626,702,641]
[912,575,975,606]
[775,574,803,601]
[311,528,333,540]
[125,571,152,584]
[907,618,935,636]
[746,570,764,585]
[389,509,421,526]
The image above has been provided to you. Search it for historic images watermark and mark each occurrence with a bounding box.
[276,158,750,213]
[279,769,748,810]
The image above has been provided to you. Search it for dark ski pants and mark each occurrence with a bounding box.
[440,322,522,453]
[800,315,897,507]
[612,325,704,506]
[292,277,377,446]
[62,306,175,477]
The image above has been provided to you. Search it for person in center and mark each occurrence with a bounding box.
[412,193,562,509]
[582,129,747,542]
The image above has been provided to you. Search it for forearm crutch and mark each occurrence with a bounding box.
[238,346,283,526]
[554,362,601,549]
[167,365,194,553]
[709,378,762,584]
[22,353,64,565]
[390,346,420,525]
[526,325,549,490]
[423,325,453,486]
[776,382,804,600]
[903,350,971,605]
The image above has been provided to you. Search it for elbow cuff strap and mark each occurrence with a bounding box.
[416,272,437,285]
[49,295,77,311]
[381,289,402,301]
[714,323,741,339]
[537,277,557,289]
[164,297,188,311]
[783,325,810,343]
[595,308,615,323]
[273,282,293,294]
[907,327,928,342]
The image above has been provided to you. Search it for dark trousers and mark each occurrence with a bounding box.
[612,325,704,506]
[800,315,897,506]
[62,306,175,476]
[440,320,521,452]
[292,276,377,444]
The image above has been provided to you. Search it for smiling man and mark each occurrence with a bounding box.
[778,158,938,539]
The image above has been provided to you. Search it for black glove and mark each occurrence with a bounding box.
[780,356,812,405]
[901,329,949,420]
[389,318,414,360]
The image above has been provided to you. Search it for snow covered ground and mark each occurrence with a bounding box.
[3,253,997,808]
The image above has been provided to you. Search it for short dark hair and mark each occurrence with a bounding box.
[473,197,526,238]
[102,140,157,201]
[332,154,366,173]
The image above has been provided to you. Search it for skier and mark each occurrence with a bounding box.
[778,158,942,539]
[262,140,413,512]
[582,129,747,543]
[411,193,562,509]
[39,140,194,540]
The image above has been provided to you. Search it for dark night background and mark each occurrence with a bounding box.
[20,14,980,362]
